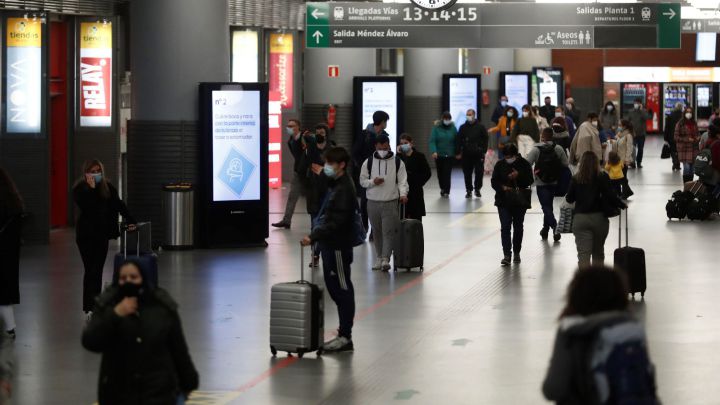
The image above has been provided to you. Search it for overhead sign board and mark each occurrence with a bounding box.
[306,2,681,49]
[682,19,720,33]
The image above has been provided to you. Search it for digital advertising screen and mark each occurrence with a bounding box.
[501,73,530,113]
[446,75,480,129]
[533,67,563,107]
[232,30,259,83]
[361,81,398,147]
[6,17,42,134]
[211,90,261,202]
[79,21,112,127]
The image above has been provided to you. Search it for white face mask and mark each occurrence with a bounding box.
[591,121,598,127]
[443,119,453,126]
[505,157,517,164]
[607,105,614,111]
[466,115,474,123]
[286,127,295,135]
[522,112,529,118]
[555,112,563,118]
[377,150,388,158]
[685,113,693,120]
[566,103,572,109]
[507,111,514,118]
[634,104,641,109]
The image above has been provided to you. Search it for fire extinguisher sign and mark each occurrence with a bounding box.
[328,65,340,78]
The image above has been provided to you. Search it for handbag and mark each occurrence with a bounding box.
[504,185,532,209]
[661,143,671,159]
[557,202,575,234]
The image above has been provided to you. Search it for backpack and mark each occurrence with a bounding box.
[694,148,719,185]
[588,322,659,405]
[665,190,692,220]
[534,144,562,183]
[367,155,402,184]
[687,195,713,221]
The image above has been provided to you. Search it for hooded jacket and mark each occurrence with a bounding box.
[360,151,409,202]
[542,311,657,405]
[429,122,458,157]
[569,122,602,165]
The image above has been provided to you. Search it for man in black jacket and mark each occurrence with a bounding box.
[539,96,556,123]
[664,102,683,171]
[457,109,489,198]
[302,147,357,353]
[491,95,509,125]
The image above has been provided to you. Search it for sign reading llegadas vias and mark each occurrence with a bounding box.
[80,22,112,127]
[269,33,293,110]
[6,18,42,134]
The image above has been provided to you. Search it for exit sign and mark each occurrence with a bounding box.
[328,65,340,77]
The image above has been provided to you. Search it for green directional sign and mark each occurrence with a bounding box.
[658,3,681,49]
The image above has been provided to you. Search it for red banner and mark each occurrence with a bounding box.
[80,56,112,125]
[269,91,282,188]
[269,33,293,110]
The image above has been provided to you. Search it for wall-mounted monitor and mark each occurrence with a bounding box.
[499,72,531,113]
[696,33,717,62]
[532,67,564,108]
[442,74,482,129]
[353,77,404,148]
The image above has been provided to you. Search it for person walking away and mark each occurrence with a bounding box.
[511,104,541,158]
[526,128,568,242]
[353,111,391,234]
[399,134,432,221]
[491,95,509,125]
[0,317,11,404]
[491,144,534,266]
[543,266,660,405]
[429,112,458,197]
[489,107,518,160]
[305,124,334,268]
[605,151,633,199]
[73,159,136,320]
[0,169,22,340]
[82,259,199,404]
[566,152,626,268]
[569,113,602,166]
[272,119,304,229]
[675,107,700,184]
[564,97,582,128]
[301,147,358,352]
[539,96,556,123]
[626,98,653,169]
[533,106,550,132]
[457,109,489,198]
[360,135,409,271]
[614,120,635,198]
[664,103,683,171]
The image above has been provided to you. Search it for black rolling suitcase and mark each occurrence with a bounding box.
[270,245,324,358]
[614,209,646,299]
[393,205,424,272]
[113,223,159,287]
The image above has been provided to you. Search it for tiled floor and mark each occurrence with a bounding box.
[7,136,720,404]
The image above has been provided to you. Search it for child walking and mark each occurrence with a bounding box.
[605,151,633,199]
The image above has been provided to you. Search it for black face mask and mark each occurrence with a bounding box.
[316,135,326,144]
[119,282,143,297]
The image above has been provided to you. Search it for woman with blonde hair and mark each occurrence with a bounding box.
[73,159,136,319]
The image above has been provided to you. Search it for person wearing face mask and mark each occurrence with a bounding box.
[553,107,576,142]
[489,106,519,160]
[273,118,304,229]
[625,98,653,169]
[456,109,489,198]
[73,159,136,319]
[398,134,432,220]
[539,97,557,123]
[664,103,683,171]
[491,95,510,125]
[491,144,534,266]
[301,147,359,353]
[674,107,701,184]
[429,111,458,197]
[564,97,582,128]
[360,135,409,271]
[511,104,541,158]
[82,260,199,404]
[614,119,635,182]
[599,101,618,139]
[304,123,336,268]
[569,113,603,166]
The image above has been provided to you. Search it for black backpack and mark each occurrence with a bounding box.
[534,144,562,183]
[694,148,719,185]
[687,194,713,221]
[665,190,693,220]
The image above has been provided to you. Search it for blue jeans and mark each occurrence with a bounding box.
[634,136,646,166]
[536,185,557,231]
[683,162,694,179]
[498,206,527,256]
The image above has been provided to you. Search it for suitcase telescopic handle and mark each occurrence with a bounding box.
[619,207,629,249]
[300,243,311,284]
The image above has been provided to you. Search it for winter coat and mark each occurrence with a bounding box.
[664,109,683,144]
[429,123,458,157]
[489,116,518,149]
[491,103,506,124]
[511,117,540,143]
[526,142,569,186]
[456,120,489,157]
[542,311,655,405]
[614,130,634,165]
[310,173,358,250]
[674,119,700,163]
[599,111,618,131]
[303,141,334,215]
[491,157,534,208]
[74,182,135,242]
[539,104,556,122]
[400,150,432,218]
[569,122,602,165]
[287,134,304,174]
[82,287,199,405]
[626,108,653,137]
[564,106,582,127]
[566,172,625,214]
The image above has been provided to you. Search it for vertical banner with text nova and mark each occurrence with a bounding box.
[269,33,293,110]
[6,18,42,133]
[79,22,112,127]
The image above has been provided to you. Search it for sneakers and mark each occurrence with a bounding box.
[441,192,449,198]
[513,253,521,264]
[474,190,481,198]
[381,257,391,271]
[372,258,383,271]
[501,255,511,266]
[271,221,291,229]
[465,192,472,199]
[553,232,562,242]
[323,336,354,353]
[540,227,549,240]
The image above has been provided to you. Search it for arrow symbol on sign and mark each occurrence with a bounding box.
[663,9,676,19]
[311,8,326,20]
[312,31,324,44]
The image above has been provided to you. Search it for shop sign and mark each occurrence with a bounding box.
[80,22,112,127]
[6,18,42,133]
[269,33,293,109]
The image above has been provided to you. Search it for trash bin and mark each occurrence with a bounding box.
[162,183,194,249]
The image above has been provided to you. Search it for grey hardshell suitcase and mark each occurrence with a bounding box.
[270,246,324,358]
[393,205,424,272]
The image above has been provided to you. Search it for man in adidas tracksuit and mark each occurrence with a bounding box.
[359,135,409,271]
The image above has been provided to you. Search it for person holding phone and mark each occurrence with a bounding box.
[73,159,136,320]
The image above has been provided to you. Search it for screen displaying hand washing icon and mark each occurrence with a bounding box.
[226,158,244,182]
[217,146,257,200]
